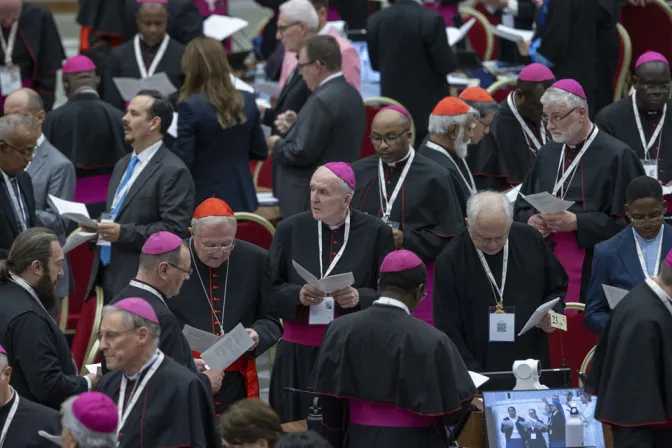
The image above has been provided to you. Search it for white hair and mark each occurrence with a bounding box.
[60,396,117,448]
[0,353,7,370]
[466,191,513,230]
[102,306,161,345]
[337,179,354,196]
[540,87,589,115]
[428,112,469,135]
[191,215,237,235]
[279,0,319,32]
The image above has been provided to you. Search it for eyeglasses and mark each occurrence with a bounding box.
[629,215,664,227]
[369,129,410,146]
[196,239,236,254]
[168,262,192,275]
[277,22,300,33]
[478,119,492,129]
[97,329,134,342]
[1,140,35,158]
[541,107,579,124]
[297,60,316,70]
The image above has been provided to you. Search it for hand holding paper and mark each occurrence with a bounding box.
[292,260,354,294]
[201,323,254,370]
[520,192,574,215]
[48,195,98,228]
[602,284,629,309]
[519,298,561,336]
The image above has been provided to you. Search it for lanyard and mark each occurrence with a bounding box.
[110,159,140,214]
[317,210,350,278]
[1,171,26,230]
[646,277,672,318]
[378,148,415,221]
[0,389,18,448]
[0,22,18,67]
[189,239,230,335]
[424,141,476,195]
[9,273,57,325]
[134,34,169,79]
[129,280,166,306]
[634,232,663,278]
[374,297,410,315]
[632,93,666,160]
[475,241,509,303]
[508,92,547,153]
[117,351,164,438]
[552,126,599,199]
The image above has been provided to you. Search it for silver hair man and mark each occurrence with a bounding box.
[101,305,161,345]
[428,106,476,159]
[540,87,590,144]
[279,0,319,34]
[60,395,117,448]
[466,191,513,255]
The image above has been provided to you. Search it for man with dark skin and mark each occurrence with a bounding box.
[597,51,672,186]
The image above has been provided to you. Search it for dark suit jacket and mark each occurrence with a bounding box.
[501,416,530,442]
[548,411,566,443]
[367,0,455,134]
[263,65,312,132]
[0,172,36,259]
[85,144,195,300]
[273,76,366,217]
[122,0,204,45]
[172,92,267,212]
[585,224,672,334]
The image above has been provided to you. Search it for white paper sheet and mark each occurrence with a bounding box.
[253,81,282,98]
[602,284,629,310]
[447,74,480,87]
[309,297,335,325]
[506,184,522,203]
[231,74,255,93]
[469,371,490,388]
[113,72,177,101]
[38,431,62,446]
[256,98,271,110]
[520,192,574,215]
[256,191,278,206]
[323,20,346,37]
[63,231,96,253]
[183,324,221,353]
[85,363,101,375]
[663,185,672,196]
[446,18,476,46]
[48,195,98,228]
[292,260,354,294]
[203,15,249,41]
[492,24,534,42]
[518,297,561,336]
[167,112,179,138]
[201,323,254,370]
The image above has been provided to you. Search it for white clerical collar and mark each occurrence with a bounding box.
[374,297,410,314]
[36,134,45,149]
[385,148,412,167]
[125,349,161,381]
[319,72,343,87]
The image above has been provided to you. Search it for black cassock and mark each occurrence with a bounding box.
[312,303,477,448]
[0,280,88,409]
[596,98,672,183]
[103,36,184,111]
[0,3,65,114]
[97,352,221,448]
[587,280,672,447]
[468,92,551,191]
[514,128,644,302]
[433,223,568,372]
[268,210,395,423]
[169,239,283,415]
[0,392,61,448]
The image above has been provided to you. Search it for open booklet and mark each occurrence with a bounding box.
[518,298,561,336]
[203,15,248,41]
[446,18,476,47]
[183,323,255,370]
[602,285,629,309]
[492,24,534,43]
[291,260,354,294]
[520,191,574,215]
[113,72,177,101]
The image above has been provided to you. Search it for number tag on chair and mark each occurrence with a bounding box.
[549,311,567,331]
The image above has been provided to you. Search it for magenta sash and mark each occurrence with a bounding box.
[665,194,672,213]
[75,174,113,205]
[282,320,327,348]
[412,261,434,326]
[548,232,585,302]
[424,3,459,26]
[0,79,33,109]
[348,400,437,428]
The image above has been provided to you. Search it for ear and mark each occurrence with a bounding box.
[157,261,170,278]
[94,75,101,88]
[624,203,630,216]
[137,326,150,343]
[37,110,46,122]
[448,123,459,139]
[464,217,469,227]
[188,226,194,237]
[30,259,44,276]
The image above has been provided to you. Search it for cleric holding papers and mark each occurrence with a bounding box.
[311,250,477,448]
[585,177,672,334]
[434,192,568,372]
[169,198,283,414]
[596,51,672,186]
[514,79,645,303]
[268,162,395,423]
[587,248,672,447]
[97,297,220,447]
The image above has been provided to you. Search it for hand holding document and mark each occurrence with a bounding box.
[113,72,177,101]
[63,231,97,253]
[203,15,248,41]
[602,285,629,309]
[446,18,476,46]
[292,260,354,294]
[48,195,98,228]
[201,323,254,370]
[469,371,490,389]
[492,24,534,42]
[183,325,221,353]
[85,363,101,376]
[519,298,562,336]
[520,192,574,215]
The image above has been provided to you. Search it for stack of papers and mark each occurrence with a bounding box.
[520,192,574,214]
[63,231,97,253]
[183,325,222,353]
[492,25,534,42]
[203,15,249,41]
[518,298,561,336]
[113,72,177,101]
[602,285,628,309]
[292,260,353,294]
[446,18,476,47]
[256,191,278,206]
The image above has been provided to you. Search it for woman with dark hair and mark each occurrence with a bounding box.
[172,36,268,212]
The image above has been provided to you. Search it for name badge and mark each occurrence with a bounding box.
[0,65,21,97]
[642,159,658,179]
[531,433,537,440]
[309,296,334,325]
[97,217,112,247]
[489,306,515,342]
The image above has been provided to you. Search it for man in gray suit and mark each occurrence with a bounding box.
[267,35,365,218]
[4,89,76,298]
[82,90,195,303]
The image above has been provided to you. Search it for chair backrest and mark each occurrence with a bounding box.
[71,287,104,373]
[613,23,632,102]
[487,78,517,103]
[234,212,276,250]
[255,155,273,190]
[459,5,496,61]
[249,161,262,189]
[578,346,597,387]
[65,228,96,331]
[620,0,672,72]
[361,97,415,158]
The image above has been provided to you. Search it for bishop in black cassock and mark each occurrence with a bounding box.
[98,297,221,448]
[514,79,645,303]
[352,107,464,326]
[469,63,555,191]
[268,163,395,423]
[169,198,283,415]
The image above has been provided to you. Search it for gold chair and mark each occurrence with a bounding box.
[613,24,632,102]
[578,346,597,388]
[459,6,495,61]
[564,302,585,312]
[59,295,69,333]
[78,286,105,375]
[252,161,264,189]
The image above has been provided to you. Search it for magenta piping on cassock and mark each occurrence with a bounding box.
[348,399,437,428]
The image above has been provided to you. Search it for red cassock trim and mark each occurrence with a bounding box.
[191,350,259,399]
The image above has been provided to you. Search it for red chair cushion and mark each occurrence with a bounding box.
[66,241,96,330]
[71,295,99,370]
[256,155,273,190]
[548,310,598,386]
[491,84,516,103]
[621,3,672,72]
[236,221,274,250]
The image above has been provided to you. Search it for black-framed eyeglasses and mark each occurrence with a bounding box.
[297,60,316,70]
[629,214,665,227]
[369,129,410,146]
[277,22,300,33]
[0,140,35,158]
[541,107,579,124]
[168,262,192,275]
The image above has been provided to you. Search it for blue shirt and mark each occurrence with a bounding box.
[633,226,664,276]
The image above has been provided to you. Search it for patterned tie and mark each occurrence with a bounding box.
[10,178,27,230]
[100,156,139,266]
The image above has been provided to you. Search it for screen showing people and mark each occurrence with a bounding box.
[483,389,604,448]
[351,42,380,84]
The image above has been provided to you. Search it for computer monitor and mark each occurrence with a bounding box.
[483,388,605,448]
[478,368,572,392]
[351,41,380,84]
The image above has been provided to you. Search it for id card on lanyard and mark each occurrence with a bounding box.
[134,34,170,79]
[0,21,21,97]
[379,148,415,225]
[633,93,666,180]
[476,241,516,342]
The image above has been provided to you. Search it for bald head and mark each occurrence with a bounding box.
[0,0,21,28]
[4,88,45,122]
[370,108,413,164]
